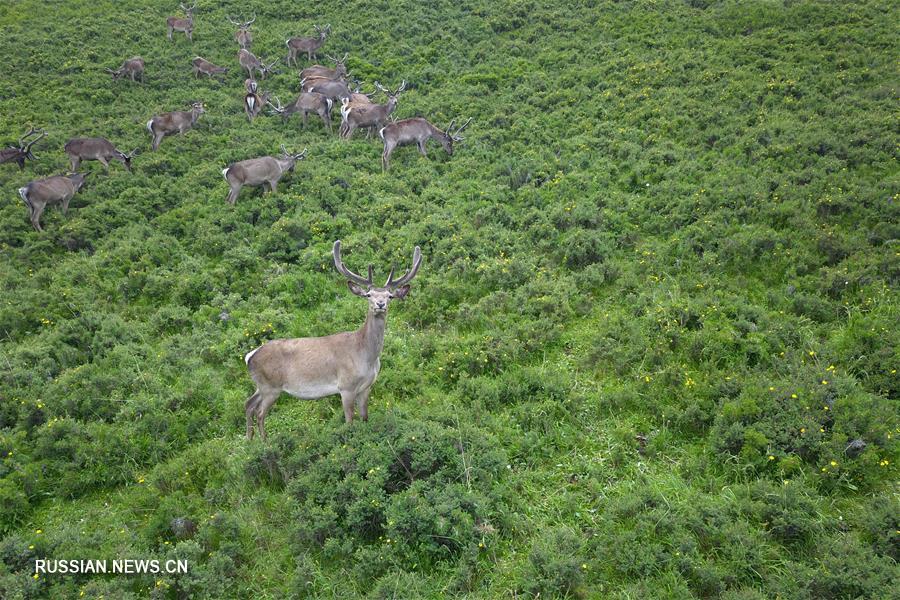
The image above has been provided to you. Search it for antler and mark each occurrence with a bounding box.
[450,117,472,141]
[373,81,388,94]
[21,128,46,155]
[226,15,241,25]
[385,246,422,289]
[292,147,308,160]
[244,14,255,27]
[333,240,374,287]
[395,80,407,95]
[267,95,284,113]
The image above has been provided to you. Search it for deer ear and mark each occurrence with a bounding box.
[392,285,411,300]
[347,281,368,297]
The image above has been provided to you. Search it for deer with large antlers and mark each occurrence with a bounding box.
[147,102,205,151]
[299,53,348,81]
[244,240,422,439]
[107,57,145,83]
[166,3,196,42]
[238,49,277,80]
[340,80,406,140]
[222,145,307,205]
[64,138,138,173]
[192,57,227,78]
[268,93,333,132]
[0,128,46,170]
[228,14,255,49]
[286,25,330,65]
[380,117,471,171]
[18,173,88,232]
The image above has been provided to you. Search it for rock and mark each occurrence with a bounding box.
[844,438,866,458]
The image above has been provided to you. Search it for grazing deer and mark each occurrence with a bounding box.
[380,117,471,171]
[238,49,277,80]
[243,81,271,123]
[268,94,333,132]
[18,173,88,232]
[228,14,255,49]
[286,25,330,65]
[192,56,227,78]
[0,128,46,170]
[222,145,307,205]
[147,102,205,151]
[107,57,145,83]
[302,76,352,103]
[340,80,406,140]
[166,3,196,42]
[299,53,347,81]
[244,240,422,438]
[64,137,138,173]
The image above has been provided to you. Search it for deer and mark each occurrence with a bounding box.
[18,173,88,232]
[166,2,196,42]
[238,49,277,80]
[299,53,347,81]
[340,80,406,140]
[302,76,352,103]
[191,56,227,78]
[64,137,138,173]
[147,102,205,151]
[107,57,145,83]
[268,94,333,132]
[286,24,330,65]
[222,145,307,205]
[228,14,255,49]
[380,117,471,171]
[0,127,46,170]
[244,240,422,439]
[243,81,271,123]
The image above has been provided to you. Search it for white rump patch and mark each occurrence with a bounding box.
[244,346,260,365]
[222,167,230,180]
[379,127,386,140]
[18,187,28,204]
[146,119,154,133]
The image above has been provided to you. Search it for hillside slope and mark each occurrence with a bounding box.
[0,0,897,597]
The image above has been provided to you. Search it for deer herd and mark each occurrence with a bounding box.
[2,4,454,435]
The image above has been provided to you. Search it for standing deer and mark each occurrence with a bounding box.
[107,57,145,83]
[166,3,196,42]
[299,53,347,81]
[64,137,138,173]
[286,25,330,65]
[340,80,406,139]
[222,145,307,205]
[243,81,271,123]
[238,49,277,80]
[244,240,422,439]
[268,93,333,132]
[147,102,205,151]
[18,173,88,232]
[0,128,46,170]
[228,14,255,49]
[302,76,352,103]
[380,117,471,171]
[192,56,227,78]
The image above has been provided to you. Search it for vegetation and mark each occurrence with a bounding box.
[0,0,897,597]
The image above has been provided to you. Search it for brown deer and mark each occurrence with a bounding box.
[238,49,277,80]
[107,57,145,83]
[64,138,138,173]
[244,240,422,439]
[299,53,347,81]
[340,80,406,140]
[0,128,46,170]
[227,15,255,49]
[286,25,330,65]
[380,117,471,171]
[166,3,196,42]
[191,56,227,78]
[222,145,307,205]
[243,81,271,123]
[268,94,333,132]
[302,76,352,103]
[147,102,205,151]
[18,173,88,232]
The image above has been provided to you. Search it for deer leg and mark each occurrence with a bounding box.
[227,183,241,205]
[62,194,72,215]
[151,134,161,151]
[254,390,280,441]
[30,203,44,232]
[245,391,261,439]
[382,145,393,172]
[322,110,332,133]
[356,388,371,422]
[417,141,428,156]
[167,27,173,40]
[99,157,110,173]
[187,30,192,42]
[269,180,278,193]
[69,156,80,172]
[302,112,308,129]
[341,391,355,423]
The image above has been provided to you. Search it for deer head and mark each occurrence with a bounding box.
[333,240,422,314]
[19,127,46,161]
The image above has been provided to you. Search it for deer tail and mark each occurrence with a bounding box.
[244,346,261,365]
[146,119,154,134]
[18,186,30,207]
[379,127,387,140]
[222,167,230,180]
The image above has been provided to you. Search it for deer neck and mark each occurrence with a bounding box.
[358,309,387,358]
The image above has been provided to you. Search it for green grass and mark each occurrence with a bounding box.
[1,0,898,597]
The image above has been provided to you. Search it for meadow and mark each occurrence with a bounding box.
[0,0,897,597]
